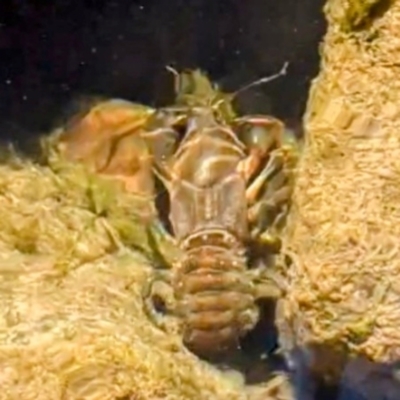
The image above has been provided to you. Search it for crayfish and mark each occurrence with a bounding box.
[142,65,299,359]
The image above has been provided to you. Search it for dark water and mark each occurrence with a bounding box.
[0,0,324,138]
[287,347,400,400]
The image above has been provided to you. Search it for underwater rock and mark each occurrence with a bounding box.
[277,0,400,394]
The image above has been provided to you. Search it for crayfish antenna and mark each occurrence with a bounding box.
[232,61,289,101]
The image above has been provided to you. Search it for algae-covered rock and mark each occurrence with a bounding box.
[277,0,400,382]
[0,150,294,399]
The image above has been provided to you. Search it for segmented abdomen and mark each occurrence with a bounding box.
[174,232,259,358]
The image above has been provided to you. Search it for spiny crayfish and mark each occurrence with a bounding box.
[142,65,299,359]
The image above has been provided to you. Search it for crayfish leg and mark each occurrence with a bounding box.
[234,115,285,188]
[248,187,291,237]
[140,127,179,167]
[233,115,285,157]
[246,265,284,301]
[244,150,286,207]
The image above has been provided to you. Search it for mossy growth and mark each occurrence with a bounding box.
[0,135,292,399]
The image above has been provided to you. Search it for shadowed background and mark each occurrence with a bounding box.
[0,0,325,142]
